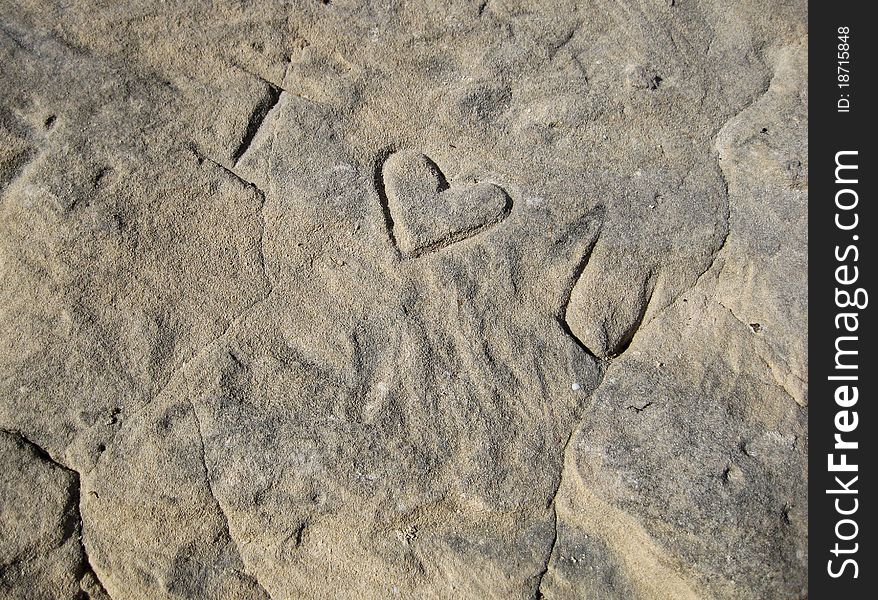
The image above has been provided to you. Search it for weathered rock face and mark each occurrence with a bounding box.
[0,431,110,600]
[1,1,806,599]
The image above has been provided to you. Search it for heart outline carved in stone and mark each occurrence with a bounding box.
[376,149,512,258]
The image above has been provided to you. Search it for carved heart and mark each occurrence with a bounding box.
[381,150,511,257]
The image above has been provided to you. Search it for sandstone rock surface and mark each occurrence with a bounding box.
[1,1,807,598]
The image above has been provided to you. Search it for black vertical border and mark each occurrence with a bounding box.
[809,3,876,597]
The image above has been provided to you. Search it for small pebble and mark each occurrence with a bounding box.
[571,382,581,391]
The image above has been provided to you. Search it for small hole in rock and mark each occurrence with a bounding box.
[93,167,112,188]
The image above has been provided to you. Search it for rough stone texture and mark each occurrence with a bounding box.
[0,431,110,599]
[1,1,806,599]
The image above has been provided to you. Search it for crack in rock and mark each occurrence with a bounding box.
[232,82,282,166]
[532,430,576,599]
[184,387,273,600]
[192,147,275,297]
[555,207,605,362]
[0,429,113,600]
